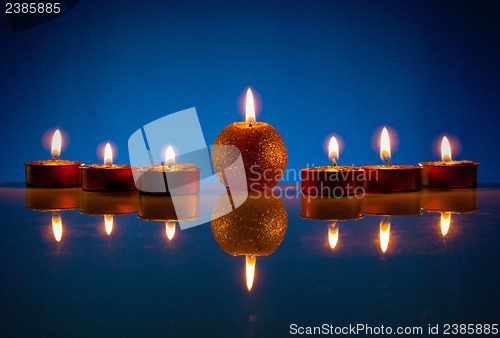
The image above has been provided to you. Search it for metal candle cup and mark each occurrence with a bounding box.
[421,188,478,214]
[25,187,81,211]
[361,191,422,216]
[81,164,137,191]
[136,164,201,195]
[80,191,139,215]
[300,194,362,221]
[301,166,364,197]
[361,165,422,192]
[419,161,479,188]
[138,194,201,221]
[25,160,83,187]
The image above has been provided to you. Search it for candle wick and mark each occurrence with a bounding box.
[53,211,57,216]
[331,158,337,166]
[52,156,57,161]
[382,154,393,166]
[383,215,390,225]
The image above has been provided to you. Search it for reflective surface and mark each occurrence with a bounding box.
[1,183,499,337]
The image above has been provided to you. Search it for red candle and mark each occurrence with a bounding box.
[80,190,139,215]
[361,191,422,216]
[136,146,201,195]
[25,129,83,187]
[419,136,479,188]
[362,127,421,192]
[300,193,363,221]
[81,143,136,191]
[301,136,364,196]
[211,88,288,191]
[138,193,201,222]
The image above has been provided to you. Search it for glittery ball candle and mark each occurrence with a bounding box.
[211,88,287,191]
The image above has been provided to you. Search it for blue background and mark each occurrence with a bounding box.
[1,0,499,182]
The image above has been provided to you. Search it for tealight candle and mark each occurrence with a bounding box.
[211,88,287,191]
[80,190,139,215]
[80,143,136,191]
[419,136,479,188]
[301,136,364,196]
[25,187,81,211]
[138,193,201,222]
[362,127,422,192]
[25,129,83,187]
[361,191,422,216]
[137,146,201,195]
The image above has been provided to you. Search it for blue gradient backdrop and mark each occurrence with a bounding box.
[1,0,499,182]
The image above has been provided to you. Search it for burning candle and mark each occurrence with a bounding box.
[419,136,479,188]
[137,145,201,195]
[362,127,422,192]
[81,143,137,191]
[211,190,288,291]
[25,129,83,187]
[211,88,288,191]
[301,136,364,196]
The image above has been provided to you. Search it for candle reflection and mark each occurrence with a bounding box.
[104,215,113,235]
[246,255,256,291]
[379,217,390,253]
[212,190,287,292]
[440,212,451,236]
[328,222,339,250]
[166,221,176,240]
[52,213,63,242]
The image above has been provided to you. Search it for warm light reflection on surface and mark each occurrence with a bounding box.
[246,255,256,291]
[328,137,339,162]
[104,143,113,164]
[165,146,175,164]
[328,221,339,249]
[440,212,451,236]
[52,214,63,242]
[380,218,390,253]
[441,136,452,162]
[104,215,113,235]
[380,127,391,161]
[166,221,176,240]
[51,129,62,158]
[245,88,256,122]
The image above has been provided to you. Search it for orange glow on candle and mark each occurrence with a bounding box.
[166,221,176,240]
[441,136,452,162]
[165,146,175,164]
[246,255,256,291]
[51,130,62,158]
[104,143,113,164]
[52,214,63,242]
[245,88,256,122]
[380,127,391,163]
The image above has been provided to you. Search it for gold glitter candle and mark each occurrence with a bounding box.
[211,88,287,191]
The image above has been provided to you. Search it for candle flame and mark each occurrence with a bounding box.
[380,127,391,162]
[328,221,339,249]
[440,212,451,236]
[52,214,63,242]
[166,221,176,240]
[165,146,175,164]
[104,143,113,164]
[51,129,62,158]
[246,255,256,291]
[104,215,113,235]
[245,88,256,122]
[380,218,390,253]
[328,136,339,162]
[441,136,452,162]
